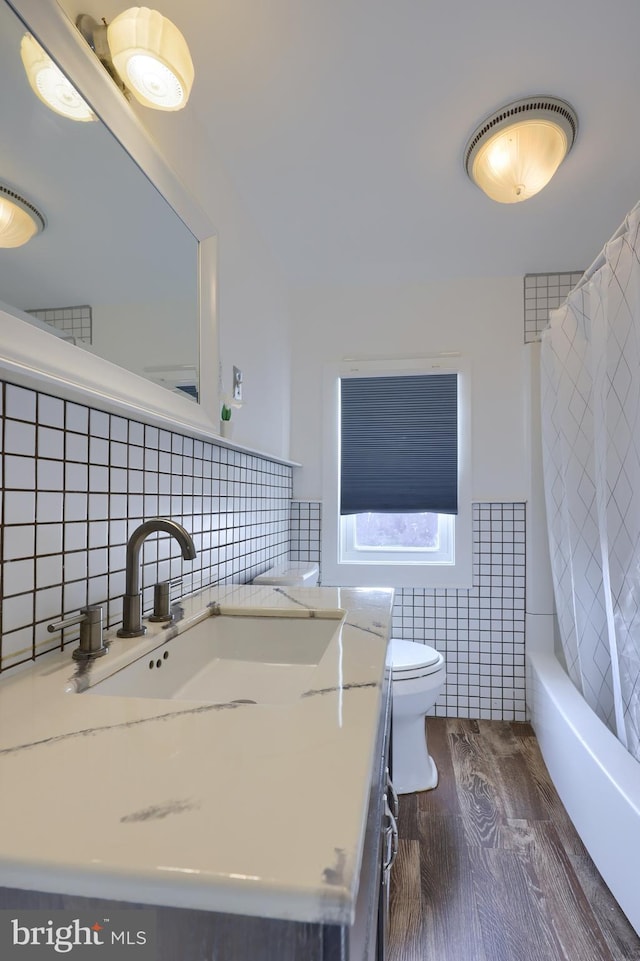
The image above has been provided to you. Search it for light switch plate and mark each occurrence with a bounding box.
[233,366,243,401]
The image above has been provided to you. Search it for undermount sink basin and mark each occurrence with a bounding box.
[85,612,344,705]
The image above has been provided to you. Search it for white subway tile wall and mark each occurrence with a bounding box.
[0,381,292,673]
[289,500,322,562]
[289,500,526,720]
[524,272,584,343]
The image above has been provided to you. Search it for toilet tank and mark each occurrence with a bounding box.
[252,562,319,586]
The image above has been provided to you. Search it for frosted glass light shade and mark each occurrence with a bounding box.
[0,187,45,249]
[107,7,194,110]
[20,33,95,122]
[465,98,577,204]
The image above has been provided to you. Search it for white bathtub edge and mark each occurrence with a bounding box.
[528,649,640,935]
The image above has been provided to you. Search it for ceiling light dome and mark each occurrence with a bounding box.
[464,97,578,204]
[0,185,45,248]
[20,33,95,122]
[107,7,194,111]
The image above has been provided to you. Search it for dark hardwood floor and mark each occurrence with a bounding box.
[388,718,640,961]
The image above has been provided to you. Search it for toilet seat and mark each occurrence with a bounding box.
[389,638,444,681]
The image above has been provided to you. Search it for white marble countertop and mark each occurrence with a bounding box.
[0,584,393,925]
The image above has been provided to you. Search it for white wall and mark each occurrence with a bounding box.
[214,192,292,457]
[289,276,527,500]
[129,110,293,458]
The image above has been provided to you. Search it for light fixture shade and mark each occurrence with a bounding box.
[107,7,194,111]
[465,97,578,204]
[20,33,95,122]
[0,185,45,248]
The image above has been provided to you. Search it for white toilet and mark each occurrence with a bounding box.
[388,638,446,795]
[252,561,320,587]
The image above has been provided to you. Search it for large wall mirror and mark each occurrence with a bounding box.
[1,0,219,435]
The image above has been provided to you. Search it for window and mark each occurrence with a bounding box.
[341,511,454,565]
[322,357,472,589]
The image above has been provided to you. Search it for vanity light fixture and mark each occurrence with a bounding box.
[77,6,194,112]
[20,33,95,122]
[0,184,45,248]
[464,97,578,204]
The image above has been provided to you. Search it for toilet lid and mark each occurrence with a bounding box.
[253,563,319,585]
[389,638,442,678]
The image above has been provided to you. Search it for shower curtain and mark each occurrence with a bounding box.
[540,202,640,762]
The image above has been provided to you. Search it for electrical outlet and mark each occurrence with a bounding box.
[233,366,243,402]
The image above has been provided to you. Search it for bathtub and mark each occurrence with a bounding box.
[528,649,640,935]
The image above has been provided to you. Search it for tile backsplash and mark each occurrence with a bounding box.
[0,380,292,673]
[290,499,526,721]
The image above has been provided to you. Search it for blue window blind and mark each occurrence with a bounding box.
[340,373,458,515]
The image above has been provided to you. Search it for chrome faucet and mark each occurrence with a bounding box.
[118,518,197,638]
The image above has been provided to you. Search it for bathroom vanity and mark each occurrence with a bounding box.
[0,584,394,961]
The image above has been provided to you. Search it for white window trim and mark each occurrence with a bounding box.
[322,356,473,589]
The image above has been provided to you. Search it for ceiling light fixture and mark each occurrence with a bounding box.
[20,33,95,122]
[77,6,194,112]
[464,97,578,204]
[0,185,45,248]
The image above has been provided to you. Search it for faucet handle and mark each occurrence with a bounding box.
[149,581,172,622]
[47,611,87,634]
[48,605,108,661]
[149,578,183,623]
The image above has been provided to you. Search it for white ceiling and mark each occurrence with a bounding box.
[64,0,640,287]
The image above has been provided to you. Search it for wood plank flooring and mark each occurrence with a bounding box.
[388,718,640,961]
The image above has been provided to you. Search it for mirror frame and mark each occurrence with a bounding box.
[3,0,220,438]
